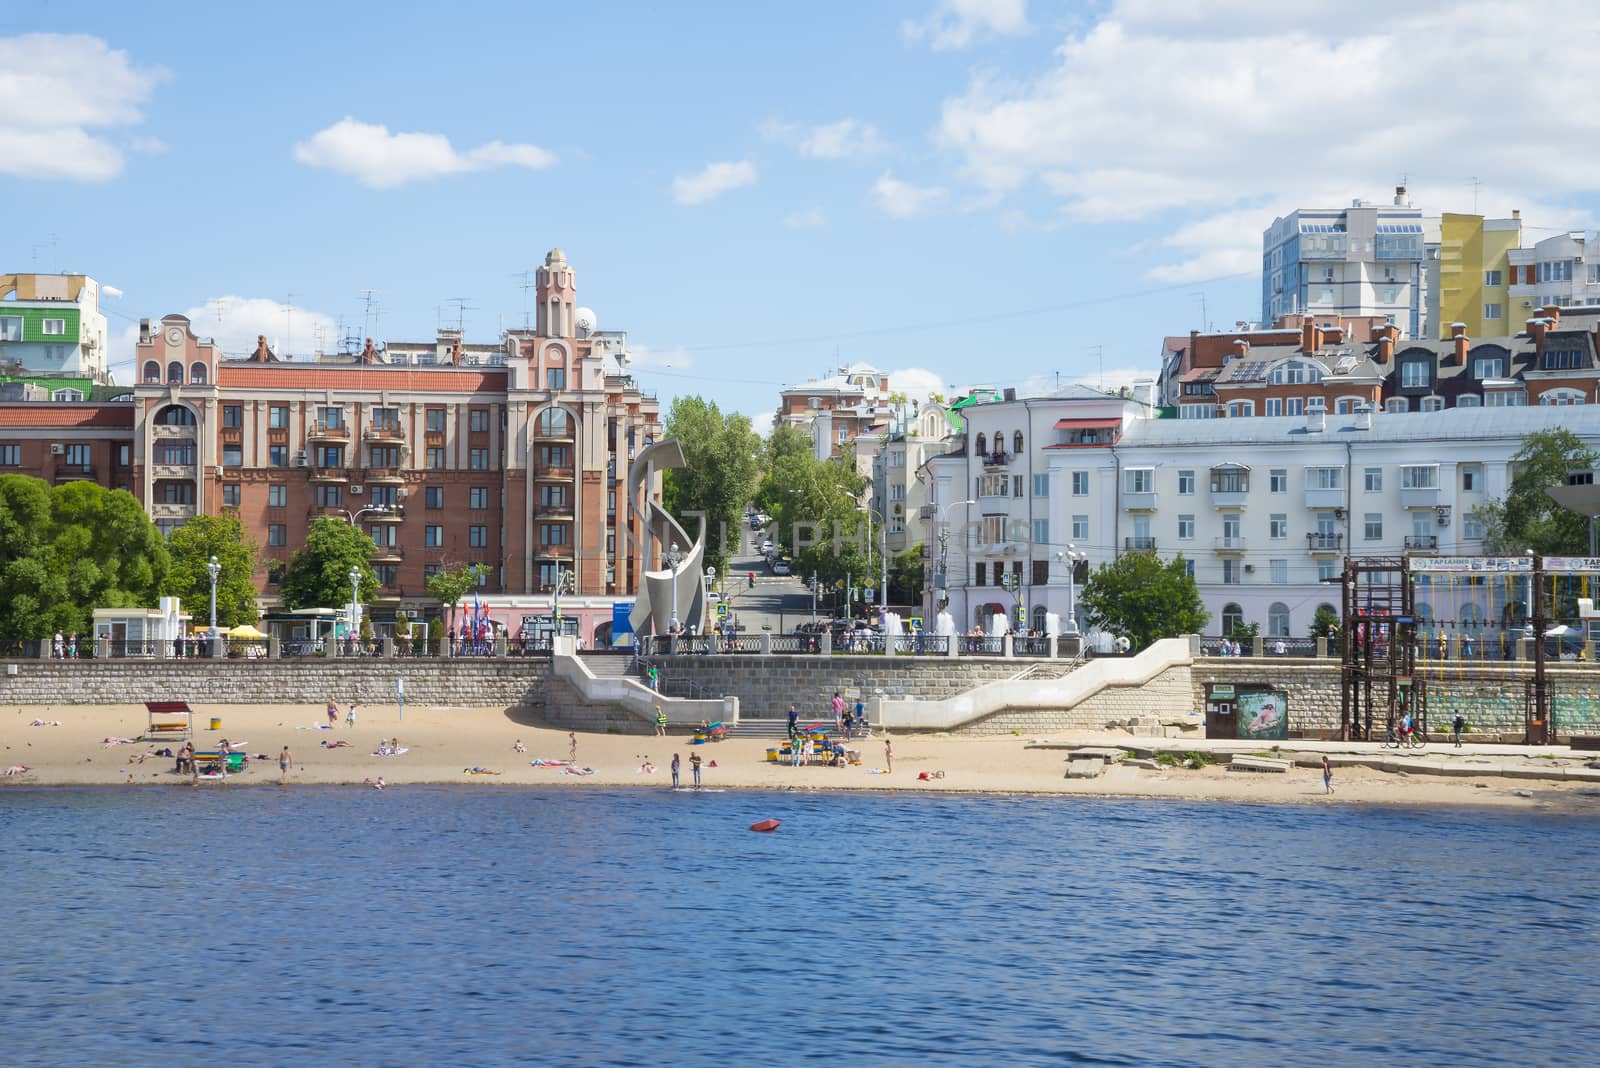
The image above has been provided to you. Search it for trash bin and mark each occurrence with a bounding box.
[209,716,222,731]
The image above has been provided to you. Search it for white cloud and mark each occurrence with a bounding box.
[763,117,887,160]
[935,1,1600,280]
[872,171,948,218]
[902,0,1030,50]
[784,207,826,229]
[671,160,758,205]
[0,33,167,182]
[887,367,951,403]
[128,135,167,155]
[628,344,692,370]
[111,296,340,380]
[292,117,556,188]
[749,411,776,439]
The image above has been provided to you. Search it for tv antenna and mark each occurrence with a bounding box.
[284,292,295,359]
[209,297,228,325]
[360,289,381,340]
[1469,176,1481,214]
[31,234,57,272]
[512,270,536,330]
[445,297,474,335]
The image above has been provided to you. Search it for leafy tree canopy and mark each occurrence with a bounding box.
[661,396,762,573]
[161,513,259,628]
[1079,550,1208,651]
[278,517,378,609]
[425,562,490,628]
[1475,428,1600,555]
[756,449,871,604]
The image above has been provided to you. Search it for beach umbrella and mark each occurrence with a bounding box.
[227,624,266,639]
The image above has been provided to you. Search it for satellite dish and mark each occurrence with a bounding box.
[573,307,597,338]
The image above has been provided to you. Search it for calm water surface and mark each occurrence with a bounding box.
[3,787,1598,1067]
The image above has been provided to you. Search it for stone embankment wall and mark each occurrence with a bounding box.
[542,676,654,733]
[649,655,1023,719]
[951,663,1197,735]
[0,658,547,709]
[1191,658,1600,736]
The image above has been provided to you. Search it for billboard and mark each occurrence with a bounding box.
[1235,689,1288,740]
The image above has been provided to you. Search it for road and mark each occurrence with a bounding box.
[712,526,818,636]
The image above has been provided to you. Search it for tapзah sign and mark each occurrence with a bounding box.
[1409,557,1534,573]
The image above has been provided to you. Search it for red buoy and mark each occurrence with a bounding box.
[748,819,781,833]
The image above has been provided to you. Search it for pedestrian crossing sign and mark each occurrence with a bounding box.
[715,603,728,619]
[908,617,923,631]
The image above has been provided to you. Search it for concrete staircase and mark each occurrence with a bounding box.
[579,654,641,679]
[735,718,797,740]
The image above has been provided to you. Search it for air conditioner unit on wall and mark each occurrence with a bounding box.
[50,444,64,454]
[294,453,308,467]
[350,484,364,495]
[1334,508,1346,520]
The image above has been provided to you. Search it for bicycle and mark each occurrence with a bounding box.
[1383,727,1427,751]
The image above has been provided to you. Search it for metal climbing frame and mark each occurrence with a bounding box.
[1340,556,1427,742]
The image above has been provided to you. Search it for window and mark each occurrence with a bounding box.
[470,487,489,510]
[536,408,571,437]
[977,474,1009,497]
[1265,398,1283,417]
[222,404,242,428]
[477,566,491,589]
[1457,394,1481,408]
[1464,513,1485,540]
[1484,270,1502,287]
[221,484,240,508]
[1226,401,1254,417]
[1013,475,1024,497]
[1474,356,1507,379]
[369,486,398,509]
[316,406,344,430]
[369,525,397,547]
[1270,560,1288,584]
[1319,559,1338,581]
[1541,388,1585,406]
[268,485,287,507]
[222,443,243,467]
[1032,561,1049,587]
[42,318,65,335]
[1401,465,1437,490]
[1032,518,1048,545]
[980,515,1004,544]
[1221,603,1243,632]
[373,564,399,588]
[1485,390,1526,407]
[0,316,21,341]
[1177,515,1195,540]
[1184,560,1195,578]
[425,525,444,548]
[469,525,488,548]
[142,360,160,383]
[540,484,569,508]
[1286,397,1305,417]
[316,484,342,507]
[540,445,570,468]
[1270,514,1288,539]
[1013,431,1024,454]
[1308,467,1342,490]
[3,443,26,464]
[1544,349,1583,371]
[268,445,288,467]
[1364,468,1383,492]
[1364,513,1383,541]
[1400,361,1429,388]
[469,408,490,432]
[426,408,447,433]
[268,524,286,547]
[425,487,444,509]
[974,563,986,587]
[268,405,289,429]
[1483,303,1502,320]
[59,443,90,468]
[1125,469,1153,494]
[1177,470,1195,495]
[1460,465,1480,492]
[1072,515,1089,540]
[1071,471,1089,496]
[542,523,571,546]
[1269,469,1287,494]
[315,446,344,468]
[156,405,197,426]
[1420,396,1444,412]
[1210,467,1248,494]
[1267,602,1290,637]
[975,434,986,456]
[1222,560,1241,585]
[426,447,446,469]
[1032,474,1049,497]
[547,368,566,390]
[51,387,83,402]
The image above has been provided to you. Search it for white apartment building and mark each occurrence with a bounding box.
[870,402,956,555]
[1262,189,1433,339]
[1508,231,1600,311]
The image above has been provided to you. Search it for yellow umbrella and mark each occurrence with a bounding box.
[226,624,266,639]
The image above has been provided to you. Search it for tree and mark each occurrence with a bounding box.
[756,449,870,611]
[1079,551,1208,652]
[426,563,489,632]
[1309,603,1341,641]
[161,514,259,628]
[890,543,927,607]
[0,476,169,640]
[278,517,377,610]
[1474,428,1600,555]
[661,396,762,573]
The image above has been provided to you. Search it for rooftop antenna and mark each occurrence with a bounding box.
[209,297,228,325]
[1192,291,1209,332]
[360,289,381,340]
[1470,176,1481,215]
[285,292,295,360]
[1090,345,1104,391]
[31,234,58,272]
[446,297,474,335]
[512,270,535,330]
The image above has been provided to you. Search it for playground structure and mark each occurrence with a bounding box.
[1342,553,1600,745]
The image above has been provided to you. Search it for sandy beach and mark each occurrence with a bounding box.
[7,700,1600,811]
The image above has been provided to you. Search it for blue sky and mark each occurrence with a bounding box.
[5,1,1596,427]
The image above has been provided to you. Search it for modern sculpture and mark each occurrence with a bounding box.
[627,438,706,637]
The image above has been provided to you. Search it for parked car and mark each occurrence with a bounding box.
[773,560,791,576]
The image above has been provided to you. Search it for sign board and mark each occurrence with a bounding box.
[611,602,635,639]
[1544,557,1600,574]
[1208,684,1235,699]
[1409,556,1533,573]
[1235,690,1289,740]
[715,603,728,619]
[908,617,923,632]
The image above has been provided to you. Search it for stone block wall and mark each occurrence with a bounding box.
[0,658,546,709]
[542,677,655,734]
[952,664,1197,735]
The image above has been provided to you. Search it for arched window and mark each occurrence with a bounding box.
[1385,396,1409,413]
[1030,605,1047,634]
[142,361,161,384]
[536,407,572,438]
[975,433,987,456]
[1267,602,1290,637]
[1541,388,1585,406]
[154,404,197,426]
[189,362,208,385]
[1221,603,1243,635]
[167,361,184,384]
[1013,431,1024,454]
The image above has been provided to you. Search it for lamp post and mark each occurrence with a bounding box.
[935,498,977,619]
[348,565,362,651]
[1056,544,1088,635]
[206,554,221,648]
[858,504,889,620]
[665,542,685,637]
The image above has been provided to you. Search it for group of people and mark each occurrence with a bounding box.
[51,631,80,659]
[784,693,869,741]
[326,700,357,728]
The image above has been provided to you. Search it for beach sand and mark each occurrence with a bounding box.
[5,701,1598,811]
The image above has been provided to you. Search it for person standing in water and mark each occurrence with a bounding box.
[671,752,681,788]
[690,750,703,788]
[279,746,292,783]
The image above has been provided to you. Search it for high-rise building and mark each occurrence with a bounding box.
[1435,212,1522,339]
[1509,230,1600,313]
[1262,188,1430,339]
[0,273,111,382]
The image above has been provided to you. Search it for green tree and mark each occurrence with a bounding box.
[278,517,377,610]
[161,514,259,628]
[0,476,169,639]
[425,562,490,632]
[890,543,927,607]
[1079,551,1208,651]
[1474,428,1600,555]
[1309,603,1341,641]
[661,396,762,573]
[757,450,870,612]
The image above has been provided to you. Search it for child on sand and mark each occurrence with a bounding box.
[347,704,358,729]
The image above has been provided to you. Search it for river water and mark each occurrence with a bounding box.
[3,787,1597,1066]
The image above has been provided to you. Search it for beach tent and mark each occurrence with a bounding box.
[227,625,266,639]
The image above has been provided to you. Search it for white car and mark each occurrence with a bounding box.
[761,540,774,555]
[773,560,791,576]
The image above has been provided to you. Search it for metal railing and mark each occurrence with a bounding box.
[771,634,823,654]
[892,634,950,655]
[1013,635,1052,657]
[1306,532,1343,550]
[961,635,1005,656]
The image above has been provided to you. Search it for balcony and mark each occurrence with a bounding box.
[1399,486,1440,509]
[981,451,1011,470]
[54,466,97,482]
[1214,536,1248,553]
[1123,491,1156,512]
[151,463,196,480]
[308,467,350,483]
[363,425,406,443]
[307,422,350,443]
[1124,536,1157,551]
[1306,532,1344,553]
[1304,487,1345,509]
[1210,466,1249,508]
[535,466,576,482]
[367,507,405,523]
[150,502,196,520]
[365,468,406,484]
[308,505,348,520]
[151,424,192,440]
[1404,535,1439,553]
[369,544,405,563]
[536,543,576,560]
[539,500,575,518]
[533,429,576,443]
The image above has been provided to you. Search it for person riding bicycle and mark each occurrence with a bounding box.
[1399,712,1413,742]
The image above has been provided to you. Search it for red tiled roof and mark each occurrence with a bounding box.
[0,405,134,427]
[217,366,508,392]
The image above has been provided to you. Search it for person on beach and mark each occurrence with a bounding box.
[855,698,865,733]
[690,750,703,787]
[1452,713,1466,747]
[790,737,803,767]
[885,736,893,773]
[373,776,385,790]
[175,742,194,774]
[654,706,667,737]
[1322,755,1333,795]
[802,737,814,765]
[671,752,681,788]
[787,704,799,740]
[842,705,853,741]
[347,704,358,729]
[326,700,339,728]
[569,731,577,762]
[513,739,527,753]
[831,692,845,732]
[279,746,292,782]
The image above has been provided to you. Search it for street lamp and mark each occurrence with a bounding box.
[935,498,977,617]
[858,504,889,619]
[1056,544,1088,635]
[665,542,685,636]
[348,565,362,648]
[206,554,221,644]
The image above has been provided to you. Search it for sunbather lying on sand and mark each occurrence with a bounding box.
[5,765,31,776]
[529,758,574,767]
[102,737,137,747]
[513,740,527,753]
[30,720,61,727]
[563,766,595,776]
[320,739,352,749]
[463,767,501,775]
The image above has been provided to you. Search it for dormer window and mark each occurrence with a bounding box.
[1400,361,1430,388]
[1473,356,1507,379]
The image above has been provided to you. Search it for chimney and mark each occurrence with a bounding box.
[252,335,272,362]
[1526,317,1549,347]
[1355,404,1373,430]
[1003,387,1017,402]
[1542,304,1562,326]
[139,318,152,344]
[361,338,378,364]
[1306,399,1326,433]
[1377,323,1399,363]
[1231,338,1249,360]
[1453,330,1469,367]
[1301,319,1317,355]
[1394,184,1408,206]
